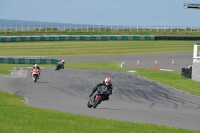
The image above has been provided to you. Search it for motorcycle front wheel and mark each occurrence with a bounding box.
[33,75,37,82]
[87,101,92,108]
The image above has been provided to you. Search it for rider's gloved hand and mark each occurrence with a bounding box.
[89,93,93,97]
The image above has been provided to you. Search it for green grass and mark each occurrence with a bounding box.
[0,41,195,56]
[134,68,200,96]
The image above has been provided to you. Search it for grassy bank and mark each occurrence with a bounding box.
[0,41,194,56]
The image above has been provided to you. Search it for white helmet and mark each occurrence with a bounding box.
[34,64,38,67]
[62,60,64,62]
[105,77,111,85]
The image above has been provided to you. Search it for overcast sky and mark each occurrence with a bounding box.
[0,0,200,26]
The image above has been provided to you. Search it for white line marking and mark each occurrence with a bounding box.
[128,71,136,72]
[24,97,28,103]
[121,62,125,68]
[160,69,173,71]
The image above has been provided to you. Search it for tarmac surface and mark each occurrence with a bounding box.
[0,52,200,130]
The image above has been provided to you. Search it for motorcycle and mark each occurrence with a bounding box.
[55,62,64,71]
[87,85,110,108]
[31,68,40,82]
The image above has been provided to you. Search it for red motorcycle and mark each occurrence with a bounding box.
[87,85,110,108]
[31,68,40,82]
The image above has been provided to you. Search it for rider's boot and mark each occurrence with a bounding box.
[104,96,109,101]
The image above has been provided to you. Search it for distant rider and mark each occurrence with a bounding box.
[61,59,65,65]
[59,60,65,68]
[31,64,41,79]
[89,77,113,100]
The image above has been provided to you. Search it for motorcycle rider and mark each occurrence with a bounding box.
[60,60,65,68]
[55,60,65,70]
[89,77,113,100]
[31,64,41,79]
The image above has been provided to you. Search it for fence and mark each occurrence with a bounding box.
[0,24,200,33]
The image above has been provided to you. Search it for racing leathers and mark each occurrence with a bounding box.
[89,81,113,100]
[31,66,41,79]
[58,61,65,69]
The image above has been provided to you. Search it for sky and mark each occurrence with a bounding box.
[0,0,200,26]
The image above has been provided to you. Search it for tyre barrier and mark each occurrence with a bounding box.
[0,57,59,64]
[0,35,155,42]
[1,35,200,42]
[155,36,200,40]
[181,67,192,78]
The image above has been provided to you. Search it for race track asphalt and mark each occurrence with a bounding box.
[0,52,200,130]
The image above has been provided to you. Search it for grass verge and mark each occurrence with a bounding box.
[0,41,194,56]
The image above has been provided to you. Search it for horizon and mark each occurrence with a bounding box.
[0,19,199,27]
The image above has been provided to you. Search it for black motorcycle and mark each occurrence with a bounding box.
[55,63,64,71]
[87,85,110,108]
